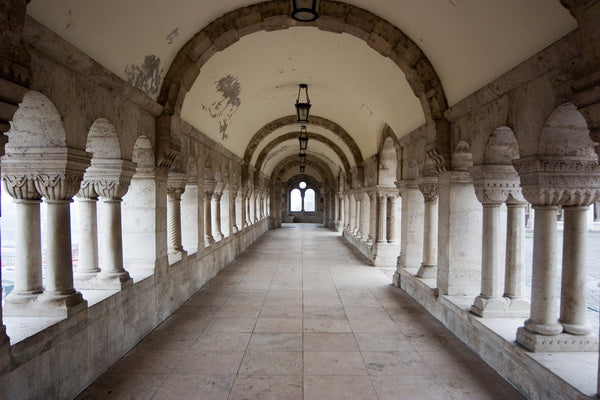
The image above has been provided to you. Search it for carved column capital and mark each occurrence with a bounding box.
[470,165,524,205]
[513,156,600,206]
[418,182,439,203]
[34,173,83,200]
[77,179,98,200]
[2,174,41,200]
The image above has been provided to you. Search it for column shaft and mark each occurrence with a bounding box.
[388,196,399,243]
[377,195,387,243]
[204,193,214,244]
[355,197,361,236]
[167,192,183,252]
[505,204,525,298]
[76,198,100,276]
[560,206,592,335]
[99,200,130,281]
[212,194,223,241]
[12,200,43,295]
[44,200,77,296]
[524,206,562,335]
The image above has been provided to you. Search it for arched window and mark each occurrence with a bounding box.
[290,181,317,212]
[290,189,302,211]
[304,188,315,211]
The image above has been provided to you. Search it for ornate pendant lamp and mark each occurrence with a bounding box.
[300,164,306,173]
[298,125,309,150]
[298,149,307,164]
[291,0,319,22]
[295,84,311,123]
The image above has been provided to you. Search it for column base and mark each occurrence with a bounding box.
[516,326,599,352]
[560,320,593,336]
[167,250,187,265]
[471,296,530,318]
[213,233,223,241]
[4,290,43,305]
[417,263,437,278]
[232,226,239,234]
[373,242,400,267]
[97,271,134,289]
[5,291,87,317]
[392,271,401,287]
[205,236,215,246]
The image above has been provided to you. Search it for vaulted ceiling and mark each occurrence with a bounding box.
[27,0,576,180]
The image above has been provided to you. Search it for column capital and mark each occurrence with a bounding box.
[167,171,188,191]
[513,155,600,206]
[2,174,41,200]
[166,186,185,200]
[470,164,524,205]
[418,181,439,203]
[77,179,98,200]
[84,159,136,200]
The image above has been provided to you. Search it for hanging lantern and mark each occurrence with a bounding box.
[300,164,306,173]
[295,84,311,123]
[298,149,307,164]
[291,0,319,22]
[298,125,309,150]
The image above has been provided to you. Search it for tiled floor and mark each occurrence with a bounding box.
[77,224,524,400]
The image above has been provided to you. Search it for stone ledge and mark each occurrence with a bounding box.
[516,327,599,352]
[397,268,598,399]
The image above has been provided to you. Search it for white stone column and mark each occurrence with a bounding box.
[361,192,370,241]
[2,175,43,305]
[560,206,592,335]
[204,187,215,245]
[504,202,529,307]
[241,190,248,229]
[417,182,438,278]
[181,181,199,253]
[344,194,350,231]
[388,195,399,243]
[231,187,239,233]
[368,192,377,243]
[95,176,134,287]
[212,191,223,241]
[74,182,100,279]
[394,181,424,287]
[354,194,361,237]
[337,193,345,232]
[167,187,185,254]
[35,169,88,315]
[377,193,387,243]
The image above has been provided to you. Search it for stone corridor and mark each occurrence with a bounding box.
[77,224,523,400]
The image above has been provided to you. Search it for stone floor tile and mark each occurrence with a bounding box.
[75,372,168,400]
[303,306,347,320]
[215,304,262,319]
[259,305,303,319]
[303,375,378,400]
[110,348,184,374]
[370,375,452,400]
[247,333,303,351]
[362,351,433,377]
[349,318,401,333]
[173,350,245,375]
[254,318,303,333]
[304,351,368,376]
[354,333,413,352]
[229,375,303,400]
[137,327,200,350]
[344,306,391,320]
[303,318,352,333]
[191,332,251,351]
[239,351,303,375]
[151,374,234,400]
[204,318,257,333]
[303,333,359,352]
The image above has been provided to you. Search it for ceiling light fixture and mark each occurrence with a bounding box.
[291,0,319,22]
[300,164,306,173]
[298,149,307,164]
[298,125,309,151]
[295,84,311,123]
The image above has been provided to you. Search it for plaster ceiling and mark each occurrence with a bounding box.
[27,0,576,173]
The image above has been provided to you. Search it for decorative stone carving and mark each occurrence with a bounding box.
[418,182,439,203]
[2,174,41,200]
[513,156,600,206]
[470,165,524,205]
[34,173,82,200]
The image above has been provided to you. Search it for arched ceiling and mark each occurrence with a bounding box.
[27,0,576,178]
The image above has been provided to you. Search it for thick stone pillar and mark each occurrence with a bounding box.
[2,176,43,305]
[241,189,248,229]
[204,186,215,245]
[74,182,100,280]
[374,188,400,267]
[388,195,399,243]
[181,180,200,253]
[212,190,224,241]
[344,194,350,231]
[560,206,592,335]
[417,181,438,278]
[436,170,482,296]
[396,181,424,271]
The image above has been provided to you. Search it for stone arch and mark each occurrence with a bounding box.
[539,102,595,158]
[254,131,352,172]
[272,154,334,184]
[483,126,520,165]
[243,115,363,167]
[86,118,122,159]
[378,136,398,186]
[131,135,155,171]
[6,90,67,149]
